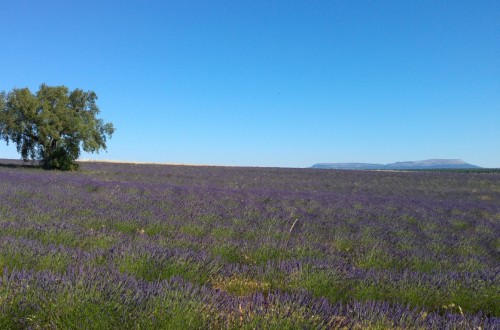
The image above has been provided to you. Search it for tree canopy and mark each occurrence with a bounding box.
[0,84,114,170]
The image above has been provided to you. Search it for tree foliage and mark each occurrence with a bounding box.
[0,84,114,170]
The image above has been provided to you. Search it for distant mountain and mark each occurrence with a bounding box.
[311,159,481,170]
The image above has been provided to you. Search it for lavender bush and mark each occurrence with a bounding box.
[0,162,499,329]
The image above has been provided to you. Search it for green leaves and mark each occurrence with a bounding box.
[0,84,114,170]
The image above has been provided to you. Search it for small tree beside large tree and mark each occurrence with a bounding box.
[0,84,114,170]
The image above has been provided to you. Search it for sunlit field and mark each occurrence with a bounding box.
[0,161,499,329]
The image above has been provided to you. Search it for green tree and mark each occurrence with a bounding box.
[0,84,114,170]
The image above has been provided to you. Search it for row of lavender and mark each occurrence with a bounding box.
[0,162,499,328]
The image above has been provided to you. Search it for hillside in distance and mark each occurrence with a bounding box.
[312,159,481,170]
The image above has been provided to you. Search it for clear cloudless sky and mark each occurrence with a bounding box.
[1,0,499,167]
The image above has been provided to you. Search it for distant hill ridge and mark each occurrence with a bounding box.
[312,159,481,170]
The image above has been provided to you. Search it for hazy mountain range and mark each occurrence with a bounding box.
[311,159,481,170]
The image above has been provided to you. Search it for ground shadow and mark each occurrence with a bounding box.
[0,159,42,169]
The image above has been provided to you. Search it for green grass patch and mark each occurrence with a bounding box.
[290,270,349,302]
[212,227,236,239]
[144,223,175,236]
[110,221,138,234]
[0,249,70,274]
[356,248,399,270]
[450,286,500,316]
[38,230,77,246]
[211,245,243,263]
[117,255,212,284]
[180,224,205,237]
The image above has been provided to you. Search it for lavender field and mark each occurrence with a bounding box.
[0,161,499,329]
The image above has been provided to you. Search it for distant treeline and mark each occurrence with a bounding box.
[404,168,500,174]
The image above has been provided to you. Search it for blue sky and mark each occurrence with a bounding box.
[1,1,499,167]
